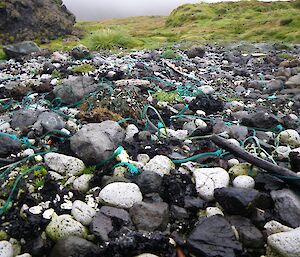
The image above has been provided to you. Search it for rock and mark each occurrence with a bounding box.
[189,94,224,115]
[45,214,87,241]
[50,236,100,257]
[187,215,242,257]
[214,187,272,215]
[72,174,93,193]
[170,205,189,219]
[70,121,125,164]
[34,112,65,132]
[90,206,131,241]
[265,80,284,93]
[144,155,175,176]
[53,76,99,104]
[44,153,85,177]
[70,45,91,60]
[264,220,293,236]
[227,216,264,249]
[99,182,143,209]
[0,133,22,157]
[225,101,245,112]
[134,254,159,257]
[134,170,163,194]
[10,109,39,130]
[3,41,40,59]
[229,163,252,177]
[242,111,281,129]
[0,241,13,257]
[125,124,139,143]
[206,207,224,217]
[277,129,300,147]
[267,227,300,257]
[129,202,169,232]
[232,175,255,189]
[186,46,206,58]
[271,189,300,228]
[71,200,96,226]
[285,74,300,89]
[15,254,31,257]
[199,85,215,94]
[0,1,75,44]
[192,168,230,201]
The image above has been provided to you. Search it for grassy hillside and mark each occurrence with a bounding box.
[0,1,299,58]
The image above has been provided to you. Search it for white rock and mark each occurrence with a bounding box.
[144,155,175,176]
[267,227,300,257]
[43,209,55,220]
[264,220,293,236]
[99,182,143,208]
[73,174,93,193]
[228,158,240,167]
[274,146,291,160]
[134,254,159,257]
[199,85,215,95]
[206,207,224,217]
[125,124,139,143]
[22,149,34,157]
[137,154,150,165]
[0,241,14,257]
[44,153,85,176]
[45,214,87,241]
[28,205,43,215]
[160,128,188,140]
[195,119,207,129]
[232,175,255,189]
[16,254,31,257]
[71,200,96,226]
[34,155,43,162]
[48,171,64,181]
[226,101,245,112]
[278,129,300,148]
[227,138,240,147]
[60,200,73,210]
[192,168,230,201]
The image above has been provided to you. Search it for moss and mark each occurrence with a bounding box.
[82,166,96,175]
[51,69,62,79]
[153,91,182,103]
[72,64,95,74]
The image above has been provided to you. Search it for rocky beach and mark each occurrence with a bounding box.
[0,0,300,257]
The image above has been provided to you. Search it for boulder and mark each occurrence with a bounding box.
[50,236,100,257]
[98,182,143,209]
[129,202,169,232]
[70,121,125,165]
[10,109,40,130]
[3,41,40,59]
[0,0,75,44]
[187,216,242,257]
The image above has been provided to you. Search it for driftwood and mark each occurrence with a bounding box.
[211,135,300,187]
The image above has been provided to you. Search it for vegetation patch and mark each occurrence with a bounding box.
[153,91,182,103]
[72,64,95,74]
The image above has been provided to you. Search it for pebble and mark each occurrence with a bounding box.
[144,155,175,176]
[192,168,230,201]
[99,182,143,208]
[264,220,293,236]
[206,207,224,217]
[71,200,96,226]
[45,214,87,241]
[0,241,14,257]
[278,129,300,148]
[44,153,85,176]
[232,175,255,189]
[73,174,93,193]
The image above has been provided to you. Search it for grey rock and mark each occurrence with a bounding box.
[0,133,22,157]
[3,41,40,59]
[50,236,100,257]
[70,121,125,164]
[134,170,163,194]
[53,76,99,104]
[285,74,300,89]
[228,216,264,249]
[241,111,281,129]
[170,205,189,220]
[11,109,40,130]
[265,80,284,93]
[34,112,65,132]
[187,215,242,257]
[271,189,300,228]
[186,46,205,58]
[214,187,272,215]
[129,202,169,232]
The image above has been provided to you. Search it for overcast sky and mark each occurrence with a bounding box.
[63,0,203,21]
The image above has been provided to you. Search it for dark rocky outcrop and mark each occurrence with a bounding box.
[0,0,75,44]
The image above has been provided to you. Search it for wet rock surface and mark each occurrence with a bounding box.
[0,43,299,256]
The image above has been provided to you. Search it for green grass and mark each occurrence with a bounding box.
[3,1,300,53]
[0,46,6,60]
[72,63,95,73]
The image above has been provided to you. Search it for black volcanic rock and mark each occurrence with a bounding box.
[0,0,75,44]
